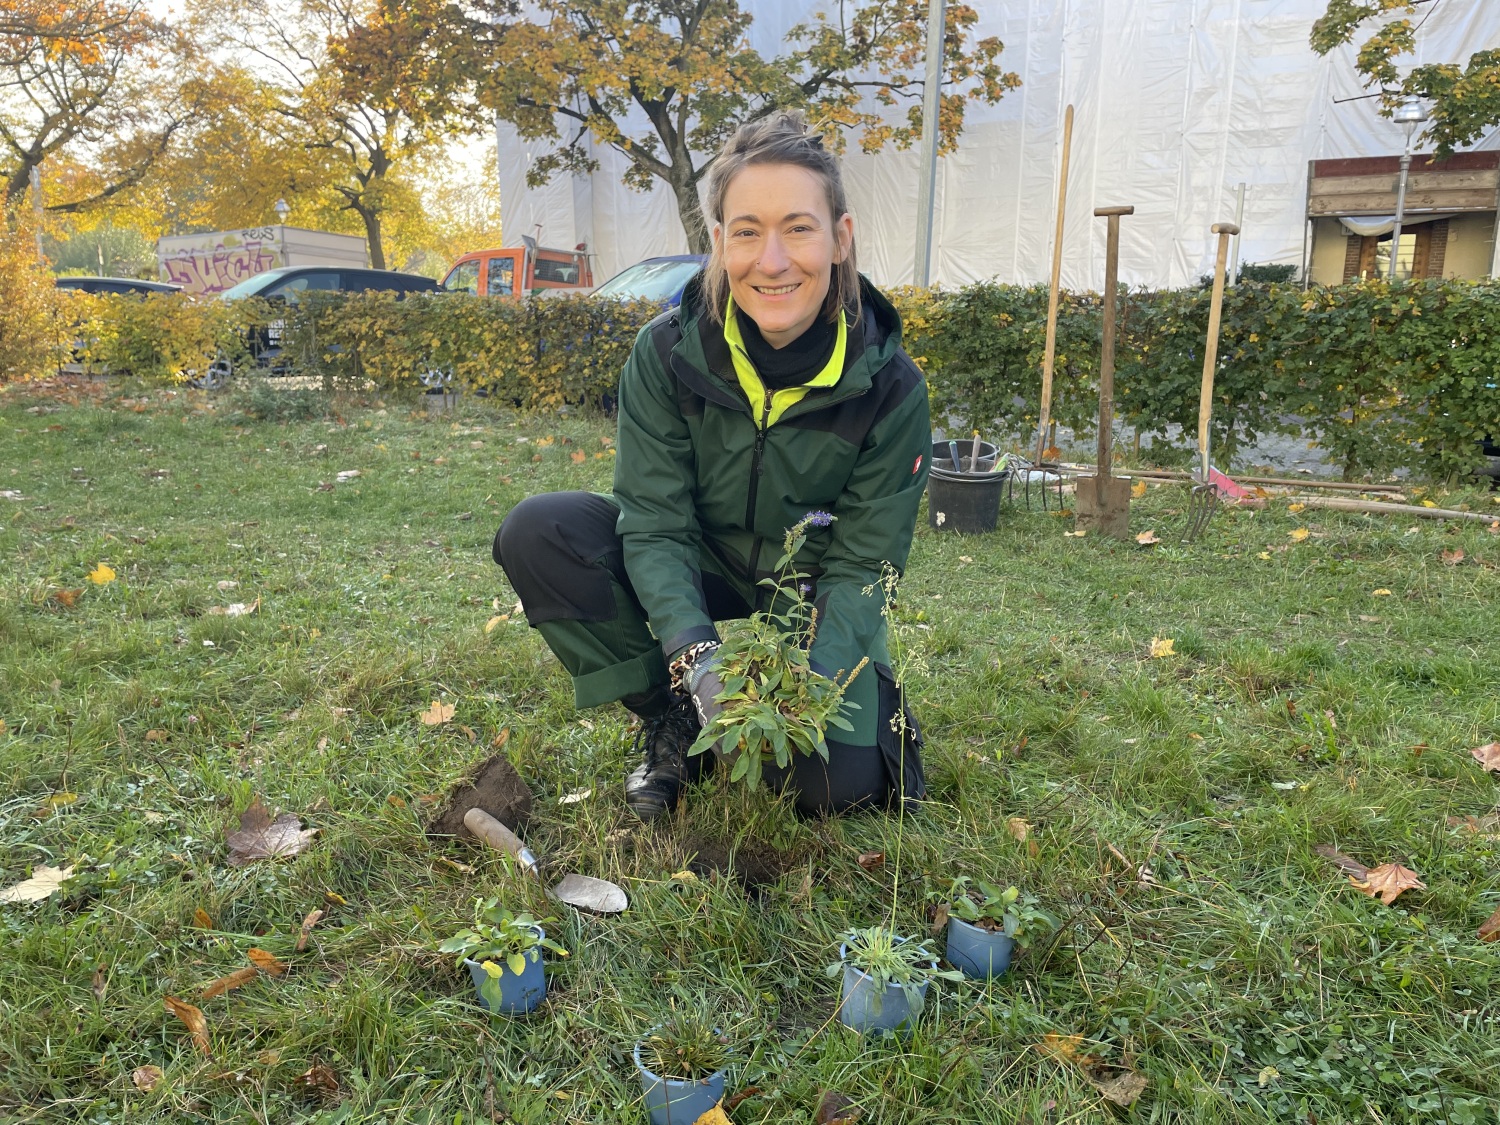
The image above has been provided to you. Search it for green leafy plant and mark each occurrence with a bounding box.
[437,897,565,1008]
[689,512,865,788]
[637,1010,731,1081]
[827,925,963,1017]
[932,878,1056,948]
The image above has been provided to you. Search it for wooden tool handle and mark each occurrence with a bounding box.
[1094,205,1136,217]
[1035,103,1074,467]
[463,807,541,877]
[1198,225,1235,477]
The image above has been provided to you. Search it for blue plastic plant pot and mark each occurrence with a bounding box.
[836,942,932,1035]
[463,927,547,1015]
[945,916,1015,979]
[632,1038,726,1125]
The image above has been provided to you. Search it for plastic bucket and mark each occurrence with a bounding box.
[836,941,932,1034]
[463,931,547,1015]
[633,1039,726,1124]
[931,438,998,474]
[927,472,1006,533]
[944,916,1015,979]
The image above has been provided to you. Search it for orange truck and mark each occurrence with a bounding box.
[441,236,593,298]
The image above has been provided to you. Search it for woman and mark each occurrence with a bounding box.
[494,112,930,820]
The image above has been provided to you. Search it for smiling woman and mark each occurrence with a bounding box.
[492,112,931,822]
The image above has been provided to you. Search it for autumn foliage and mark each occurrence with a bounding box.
[0,209,64,382]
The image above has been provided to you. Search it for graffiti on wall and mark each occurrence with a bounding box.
[160,229,282,294]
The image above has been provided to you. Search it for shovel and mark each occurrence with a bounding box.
[464,808,629,915]
[1075,205,1134,539]
[1184,221,1239,543]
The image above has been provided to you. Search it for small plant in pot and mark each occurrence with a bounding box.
[932,878,1056,980]
[632,1010,731,1125]
[827,925,962,1035]
[438,896,566,1015]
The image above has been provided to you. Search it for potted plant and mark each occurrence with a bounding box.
[631,1011,730,1125]
[826,925,962,1035]
[689,513,865,789]
[437,897,566,1014]
[932,879,1056,980]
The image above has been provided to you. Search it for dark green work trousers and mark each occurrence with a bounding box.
[492,491,924,814]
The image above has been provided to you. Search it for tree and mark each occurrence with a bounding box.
[195,0,479,269]
[0,0,193,211]
[459,0,1020,252]
[1311,0,1500,155]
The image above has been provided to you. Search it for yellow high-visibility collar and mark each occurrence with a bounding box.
[723,296,847,429]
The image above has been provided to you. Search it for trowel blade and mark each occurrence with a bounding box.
[547,872,628,915]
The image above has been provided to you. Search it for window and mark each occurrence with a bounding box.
[485,257,515,296]
[444,261,480,294]
[263,271,338,298]
[531,256,580,284]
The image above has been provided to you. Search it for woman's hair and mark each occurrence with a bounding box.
[701,111,860,327]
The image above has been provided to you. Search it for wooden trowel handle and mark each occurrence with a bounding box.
[463,807,541,878]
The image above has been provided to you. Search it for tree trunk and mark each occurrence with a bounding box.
[355,204,385,270]
[669,172,710,255]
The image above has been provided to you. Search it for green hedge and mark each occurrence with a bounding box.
[72,278,1500,481]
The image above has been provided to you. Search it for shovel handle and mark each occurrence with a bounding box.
[1199,224,1238,478]
[463,807,541,878]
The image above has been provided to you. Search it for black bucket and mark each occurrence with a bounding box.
[928,440,1006,533]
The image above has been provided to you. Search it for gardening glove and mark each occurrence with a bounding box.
[682,644,725,731]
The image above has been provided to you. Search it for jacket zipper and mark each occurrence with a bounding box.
[742,386,774,582]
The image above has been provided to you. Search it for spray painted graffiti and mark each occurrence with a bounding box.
[159,229,282,295]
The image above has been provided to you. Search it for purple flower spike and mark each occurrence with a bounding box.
[803,510,834,528]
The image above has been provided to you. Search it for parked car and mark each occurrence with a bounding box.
[441,237,594,299]
[591,255,706,307]
[55,275,183,297]
[188,265,441,388]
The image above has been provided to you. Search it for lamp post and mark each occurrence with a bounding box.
[1387,96,1428,282]
[274,197,290,225]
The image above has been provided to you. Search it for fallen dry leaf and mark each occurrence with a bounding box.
[856,851,885,871]
[1130,480,1147,499]
[1351,862,1426,906]
[929,901,950,935]
[294,1059,340,1101]
[1288,528,1310,542]
[722,1087,761,1113]
[200,967,259,999]
[295,908,325,952]
[1470,742,1500,774]
[1007,817,1031,842]
[814,1090,863,1124]
[418,700,455,726]
[50,587,84,608]
[1148,637,1176,659]
[1372,588,1393,597]
[35,791,78,816]
[1288,502,1306,514]
[570,450,587,464]
[334,469,360,482]
[1036,1032,1097,1067]
[247,948,286,976]
[164,996,210,1055]
[132,1064,163,1091]
[91,964,107,1000]
[1314,843,1369,880]
[192,908,214,929]
[0,863,75,903]
[216,580,239,591]
[1441,548,1465,566]
[1085,1066,1148,1107]
[558,787,593,805]
[1448,814,1500,837]
[1480,904,1500,943]
[1063,529,1087,538]
[225,799,318,867]
[208,598,260,618]
[1134,530,1160,545]
[691,1105,732,1125]
[483,615,507,633]
[87,562,116,585]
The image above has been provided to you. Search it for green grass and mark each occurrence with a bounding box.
[2,379,1499,1124]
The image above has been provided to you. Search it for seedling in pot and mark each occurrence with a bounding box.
[828,925,962,1032]
[633,1008,732,1125]
[930,878,1056,980]
[438,896,566,1013]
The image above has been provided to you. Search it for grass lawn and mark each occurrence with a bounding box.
[2,379,1499,1125]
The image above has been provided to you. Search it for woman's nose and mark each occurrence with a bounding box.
[758,233,790,273]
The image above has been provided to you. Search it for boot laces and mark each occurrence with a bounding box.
[634,696,698,769]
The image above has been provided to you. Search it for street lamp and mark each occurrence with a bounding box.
[274,197,290,225]
[1386,95,1429,282]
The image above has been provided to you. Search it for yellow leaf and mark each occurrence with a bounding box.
[1257,551,1272,560]
[192,908,214,929]
[1288,528,1310,542]
[484,615,507,633]
[1349,862,1425,906]
[1420,500,1436,508]
[1063,529,1086,538]
[164,996,211,1055]
[1006,817,1031,842]
[1288,502,1305,514]
[418,700,455,726]
[199,966,258,999]
[1130,480,1147,499]
[1134,530,1160,546]
[1371,588,1392,597]
[246,947,286,976]
[0,863,75,903]
[692,1105,733,1125]
[1148,637,1176,659]
[87,563,116,585]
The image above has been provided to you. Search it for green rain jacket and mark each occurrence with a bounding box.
[613,274,931,681]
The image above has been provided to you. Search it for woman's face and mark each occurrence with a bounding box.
[714,162,853,349]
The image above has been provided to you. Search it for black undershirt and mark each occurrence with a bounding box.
[735,306,839,390]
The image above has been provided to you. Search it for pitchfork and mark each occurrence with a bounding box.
[1184,221,1239,543]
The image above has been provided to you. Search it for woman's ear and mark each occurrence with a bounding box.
[834,213,854,263]
[710,223,722,251]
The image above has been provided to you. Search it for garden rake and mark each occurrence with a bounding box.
[1184,220,1239,543]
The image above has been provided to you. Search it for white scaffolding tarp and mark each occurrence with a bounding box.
[497,0,1499,291]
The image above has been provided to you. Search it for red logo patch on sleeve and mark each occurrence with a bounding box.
[912,454,923,475]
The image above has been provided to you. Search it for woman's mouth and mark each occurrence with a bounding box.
[752,283,800,296]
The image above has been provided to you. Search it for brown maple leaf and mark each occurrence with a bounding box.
[294,1059,340,1102]
[1085,1065,1148,1107]
[1351,863,1426,906]
[1470,742,1500,774]
[856,851,885,871]
[225,799,318,867]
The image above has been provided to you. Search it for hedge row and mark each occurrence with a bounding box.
[43,277,1500,481]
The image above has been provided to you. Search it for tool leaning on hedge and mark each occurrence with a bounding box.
[1184,220,1241,543]
[1074,205,1135,539]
